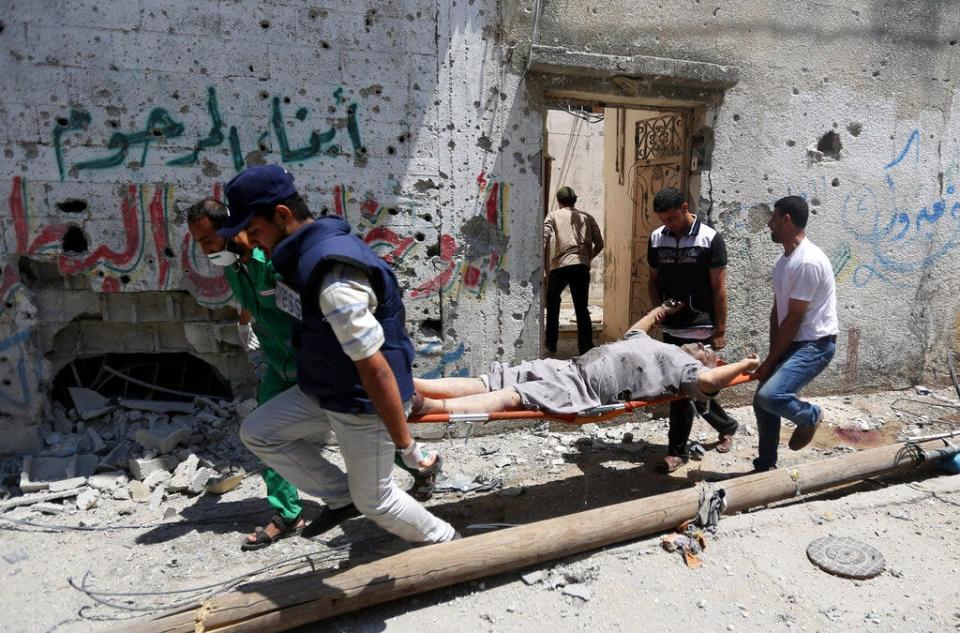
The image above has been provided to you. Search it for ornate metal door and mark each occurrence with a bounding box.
[629,111,690,324]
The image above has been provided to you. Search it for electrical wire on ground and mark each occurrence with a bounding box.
[67,534,393,620]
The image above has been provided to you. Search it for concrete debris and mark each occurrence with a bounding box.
[521,570,544,585]
[133,422,192,453]
[120,399,195,414]
[68,387,117,421]
[197,397,229,417]
[187,467,215,495]
[166,454,199,492]
[434,473,503,493]
[33,502,65,515]
[128,455,179,481]
[127,481,151,502]
[97,441,133,472]
[0,487,86,511]
[87,471,127,492]
[86,427,107,454]
[52,407,73,434]
[143,470,172,490]
[75,489,99,511]
[43,433,81,457]
[47,477,87,493]
[148,485,165,511]
[19,455,95,492]
[162,507,178,521]
[561,583,592,601]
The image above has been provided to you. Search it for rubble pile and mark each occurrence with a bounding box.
[0,391,261,519]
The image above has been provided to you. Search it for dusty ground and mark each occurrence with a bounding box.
[2,382,959,633]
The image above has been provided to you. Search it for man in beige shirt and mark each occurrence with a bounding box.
[543,186,604,354]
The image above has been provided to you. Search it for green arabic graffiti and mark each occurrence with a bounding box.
[72,108,185,173]
[52,109,92,181]
[53,86,366,181]
[167,86,226,167]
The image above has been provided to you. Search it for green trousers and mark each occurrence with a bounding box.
[257,368,302,522]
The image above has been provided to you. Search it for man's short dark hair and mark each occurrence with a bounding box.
[186,198,229,228]
[251,193,314,222]
[773,195,809,229]
[556,185,577,206]
[653,187,685,213]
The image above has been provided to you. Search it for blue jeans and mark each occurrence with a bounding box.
[753,339,836,470]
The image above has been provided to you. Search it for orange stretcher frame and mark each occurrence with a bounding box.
[408,371,755,426]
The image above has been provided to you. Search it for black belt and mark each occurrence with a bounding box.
[800,334,836,343]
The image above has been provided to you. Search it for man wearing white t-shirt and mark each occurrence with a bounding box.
[752,196,838,471]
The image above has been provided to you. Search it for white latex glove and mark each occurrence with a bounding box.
[237,322,261,352]
[399,440,435,470]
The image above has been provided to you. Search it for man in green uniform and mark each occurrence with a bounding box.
[187,198,304,550]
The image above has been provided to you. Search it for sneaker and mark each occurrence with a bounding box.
[301,502,361,539]
[659,455,689,473]
[789,407,823,451]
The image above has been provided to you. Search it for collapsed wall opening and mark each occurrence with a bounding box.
[51,352,232,407]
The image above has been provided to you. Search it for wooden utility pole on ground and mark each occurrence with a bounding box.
[120,439,952,633]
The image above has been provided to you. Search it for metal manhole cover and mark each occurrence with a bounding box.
[807,536,886,579]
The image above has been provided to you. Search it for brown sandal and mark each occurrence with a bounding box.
[659,455,689,473]
[716,433,735,453]
[241,514,305,551]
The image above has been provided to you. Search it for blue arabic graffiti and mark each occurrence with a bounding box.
[842,129,960,287]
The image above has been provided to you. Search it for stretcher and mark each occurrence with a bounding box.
[408,370,755,426]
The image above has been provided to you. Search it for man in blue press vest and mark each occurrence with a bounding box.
[218,165,457,543]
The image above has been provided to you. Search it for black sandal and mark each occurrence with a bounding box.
[240,514,304,551]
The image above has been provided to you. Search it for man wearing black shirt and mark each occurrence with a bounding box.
[648,187,739,473]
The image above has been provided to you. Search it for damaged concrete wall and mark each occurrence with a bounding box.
[0,1,544,453]
[506,0,960,393]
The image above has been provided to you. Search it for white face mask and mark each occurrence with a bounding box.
[207,250,239,267]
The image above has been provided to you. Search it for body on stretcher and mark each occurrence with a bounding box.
[408,368,755,426]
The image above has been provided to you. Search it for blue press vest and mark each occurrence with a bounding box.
[270,217,416,414]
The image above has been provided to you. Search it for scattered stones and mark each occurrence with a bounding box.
[19,455,96,493]
[47,477,87,493]
[52,407,73,434]
[166,454,199,492]
[98,441,133,472]
[68,387,117,421]
[187,467,215,495]
[120,399,195,414]
[148,485,165,510]
[86,427,107,454]
[128,455,179,481]
[133,422,192,454]
[521,570,544,585]
[127,481,151,503]
[87,471,127,492]
[561,583,592,601]
[75,489,100,511]
[143,470,172,490]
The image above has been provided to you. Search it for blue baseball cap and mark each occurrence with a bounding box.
[219,165,297,237]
